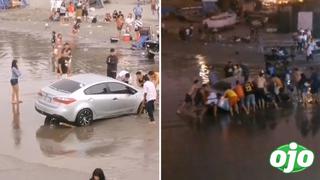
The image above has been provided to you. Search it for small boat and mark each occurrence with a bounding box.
[203,12,237,30]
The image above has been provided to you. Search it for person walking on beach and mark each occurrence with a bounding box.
[106,48,119,79]
[134,16,143,41]
[11,60,22,104]
[143,75,157,124]
[133,3,143,19]
[151,0,157,15]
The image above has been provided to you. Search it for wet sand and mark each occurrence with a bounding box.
[162,19,320,180]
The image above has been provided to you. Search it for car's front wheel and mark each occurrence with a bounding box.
[136,101,145,115]
[147,52,155,60]
[76,108,93,126]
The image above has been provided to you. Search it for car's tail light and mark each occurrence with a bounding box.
[53,97,76,105]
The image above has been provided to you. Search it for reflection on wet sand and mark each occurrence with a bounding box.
[195,54,210,84]
[295,105,320,138]
[36,126,114,157]
[194,102,320,139]
[12,104,21,147]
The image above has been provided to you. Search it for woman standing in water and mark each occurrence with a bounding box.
[10,60,22,104]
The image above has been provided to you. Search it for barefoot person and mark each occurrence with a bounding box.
[10,60,22,104]
[177,79,201,114]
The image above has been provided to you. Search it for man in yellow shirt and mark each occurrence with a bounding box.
[224,88,239,116]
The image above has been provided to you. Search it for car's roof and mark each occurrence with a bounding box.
[69,73,117,85]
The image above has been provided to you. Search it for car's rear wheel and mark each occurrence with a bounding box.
[44,116,59,126]
[76,108,93,126]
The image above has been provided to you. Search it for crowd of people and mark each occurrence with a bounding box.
[293,29,317,62]
[104,47,159,123]
[51,31,73,78]
[49,0,158,42]
[49,0,90,23]
[177,60,320,120]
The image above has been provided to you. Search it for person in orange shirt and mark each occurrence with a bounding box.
[233,80,249,114]
[68,2,75,20]
[224,88,239,116]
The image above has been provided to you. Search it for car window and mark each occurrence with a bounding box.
[107,82,132,94]
[84,83,108,95]
[50,79,82,93]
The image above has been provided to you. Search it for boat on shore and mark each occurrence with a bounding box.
[203,12,237,31]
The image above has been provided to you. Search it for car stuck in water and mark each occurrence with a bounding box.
[35,73,144,126]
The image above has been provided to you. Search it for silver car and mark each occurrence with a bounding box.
[35,73,144,126]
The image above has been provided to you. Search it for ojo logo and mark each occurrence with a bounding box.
[270,142,314,173]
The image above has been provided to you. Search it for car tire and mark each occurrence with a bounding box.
[147,52,155,60]
[76,108,93,126]
[136,102,145,115]
[44,116,59,126]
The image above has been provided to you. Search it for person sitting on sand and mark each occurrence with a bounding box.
[104,13,112,23]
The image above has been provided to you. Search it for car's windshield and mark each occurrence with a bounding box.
[50,79,83,93]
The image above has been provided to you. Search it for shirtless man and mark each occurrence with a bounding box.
[148,71,159,88]
[177,79,201,114]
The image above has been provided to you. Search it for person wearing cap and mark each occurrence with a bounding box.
[106,48,119,79]
[117,70,131,84]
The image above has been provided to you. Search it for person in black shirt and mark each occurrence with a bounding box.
[224,61,234,78]
[58,56,70,78]
[244,80,256,114]
[106,48,119,79]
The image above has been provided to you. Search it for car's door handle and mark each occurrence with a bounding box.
[113,98,118,101]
